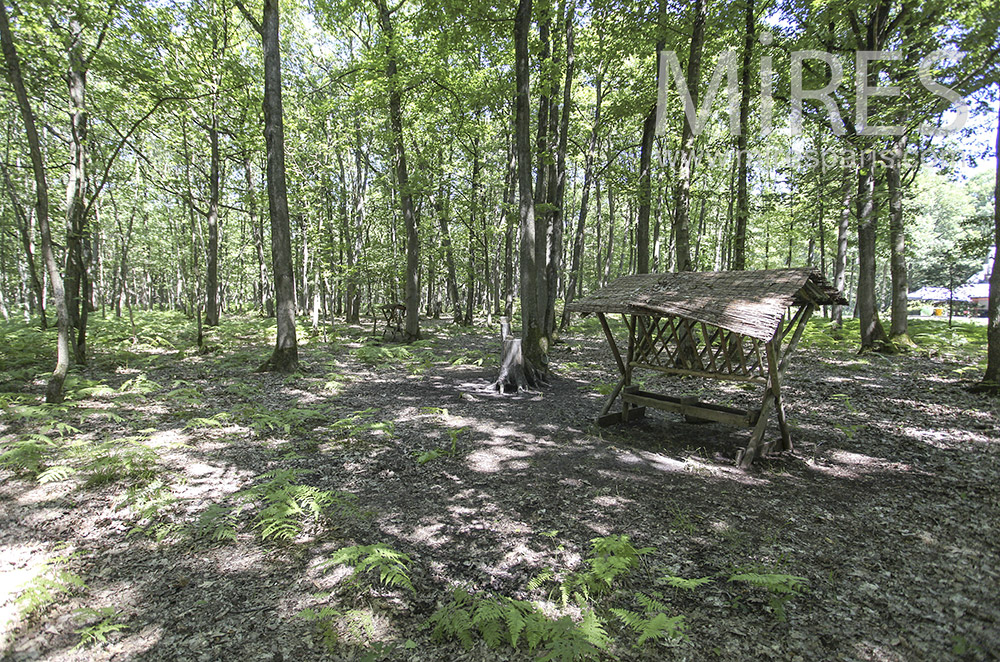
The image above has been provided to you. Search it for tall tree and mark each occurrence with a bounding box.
[516,0,546,384]
[670,0,705,273]
[732,0,755,270]
[636,0,665,274]
[376,0,420,340]
[979,101,999,392]
[236,0,299,371]
[0,0,71,402]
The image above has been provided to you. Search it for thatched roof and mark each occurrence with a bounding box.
[566,268,846,341]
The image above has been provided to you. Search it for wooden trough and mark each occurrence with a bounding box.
[566,268,846,468]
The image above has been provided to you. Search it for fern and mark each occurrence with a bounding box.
[611,593,687,647]
[427,589,609,661]
[14,550,87,619]
[729,572,809,622]
[322,543,415,593]
[238,470,355,542]
[74,437,160,488]
[0,436,55,477]
[658,574,714,591]
[37,464,78,484]
[191,504,238,543]
[583,534,652,592]
[115,478,180,540]
[73,607,127,648]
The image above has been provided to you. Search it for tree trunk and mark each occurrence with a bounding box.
[513,0,545,388]
[733,0,754,270]
[547,0,574,333]
[560,71,600,331]
[237,0,299,371]
[670,0,705,273]
[832,166,852,326]
[887,136,910,343]
[377,0,419,341]
[636,0,666,275]
[3,167,46,326]
[856,157,891,352]
[977,100,1000,392]
[205,111,221,326]
[63,11,88,364]
[1,0,70,402]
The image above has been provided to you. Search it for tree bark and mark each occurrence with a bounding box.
[205,111,221,326]
[377,0,420,341]
[856,157,891,352]
[514,0,546,387]
[733,0,754,270]
[832,165,852,326]
[670,0,705,273]
[978,100,1000,392]
[636,0,666,275]
[63,11,88,364]
[887,136,910,342]
[560,67,601,331]
[0,0,70,402]
[546,0,574,333]
[236,0,299,371]
[3,167,46,326]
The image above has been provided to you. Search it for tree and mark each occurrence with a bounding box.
[375,0,419,341]
[977,99,999,393]
[236,0,299,372]
[0,0,71,402]
[511,0,546,388]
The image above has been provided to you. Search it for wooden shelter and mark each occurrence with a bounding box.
[566,268,845,468]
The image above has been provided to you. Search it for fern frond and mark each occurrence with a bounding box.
[729,573,808,595]
[659,574,715,591]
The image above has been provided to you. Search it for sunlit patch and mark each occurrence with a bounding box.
[826,449,913,474]
[408,521,450,547]
[464,445,533,473]
[0,543,51,642]
[592,494,633,510]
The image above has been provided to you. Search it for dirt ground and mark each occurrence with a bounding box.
[2,316,998,661]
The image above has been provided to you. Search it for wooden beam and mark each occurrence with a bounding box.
[765,339,792,452]
[597,312,626,376]
[622,389,758,427]
[599,374,628,417]
[778,304,814,377]
[630,362,768,384]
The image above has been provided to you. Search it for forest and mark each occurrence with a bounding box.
[1,0,999,660]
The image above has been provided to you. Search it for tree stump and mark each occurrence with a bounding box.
[492,317,543,393]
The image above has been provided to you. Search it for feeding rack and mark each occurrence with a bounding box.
[566,268,845,468]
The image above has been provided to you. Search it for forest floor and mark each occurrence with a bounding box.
[1,312,998,662]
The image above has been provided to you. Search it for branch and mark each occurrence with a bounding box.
[232,0,262,36]
[82,95,181,221]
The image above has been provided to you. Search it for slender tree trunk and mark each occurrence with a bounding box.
[560,72,601,330]
[1,0,70,402]
[733,0,754,270]
[670,0,705,272]
[887,136,910,342]
[3,168,46,326]
[377,0,419,340]
[205,112,221,326]
[515,0,546,383]
[636,0,666,275]
[856,155,891,351]
[237,0,298,370]
[64,12,88,364]
[978,101,1000,391]
[502,136,516,319]
[436,151,460,313]
[832,166,852,326]
[547,0,574,333]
